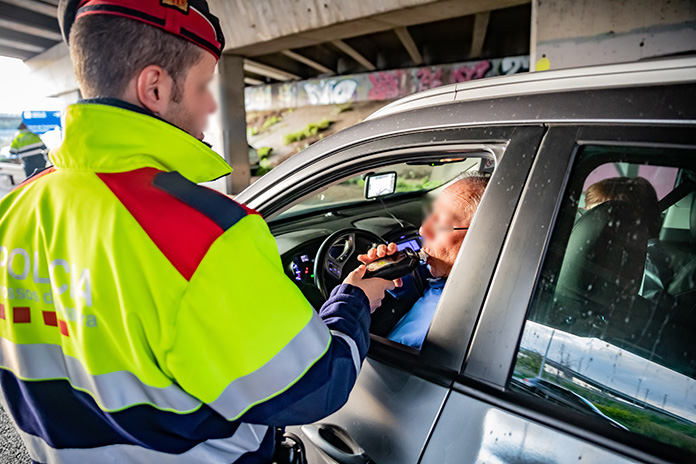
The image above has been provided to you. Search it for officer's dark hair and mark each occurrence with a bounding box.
[69,14,204,102]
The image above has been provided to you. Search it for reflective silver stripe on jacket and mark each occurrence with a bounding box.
[330,330,362,377]
[0,336,201,412]
[209,311,331,420]
[17,422,268,464]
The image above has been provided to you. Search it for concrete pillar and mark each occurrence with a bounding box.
[217,54,250,195]
[531,0,696,71]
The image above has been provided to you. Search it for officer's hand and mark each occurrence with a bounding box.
[345,265,396,313]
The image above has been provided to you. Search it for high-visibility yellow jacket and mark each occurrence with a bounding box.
[0,101,371,463]
[9,128,46,158]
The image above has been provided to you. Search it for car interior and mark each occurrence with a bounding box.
[513,145,696,454]
[537,156,696,378]
[265,155,494,344]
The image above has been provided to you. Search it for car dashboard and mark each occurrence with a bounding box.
[283,233,422,285]
[269,194,426,289]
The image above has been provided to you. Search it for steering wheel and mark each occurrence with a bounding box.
[314,228,386,299]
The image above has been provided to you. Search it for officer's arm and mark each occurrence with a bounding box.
[162,211,370,427]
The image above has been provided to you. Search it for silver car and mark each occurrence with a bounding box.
[237,56,696,464]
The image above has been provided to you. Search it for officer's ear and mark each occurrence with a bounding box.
[135,64,175,116]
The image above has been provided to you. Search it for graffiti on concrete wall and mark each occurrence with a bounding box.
[304,79,358,105]
[245,55,529,111]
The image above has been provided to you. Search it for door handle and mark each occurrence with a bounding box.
[300,423,375,464]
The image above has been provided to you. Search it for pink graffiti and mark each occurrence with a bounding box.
[416,68,443,92]
[451,60,491,83]
[368,70,404,100]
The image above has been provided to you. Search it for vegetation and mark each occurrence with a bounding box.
[514,350,543,378]
[283,119,331,145]
[596,403,696,452]
[555,377,696,453]
[255,147,273,176]
[262,115,282,130]
[512,350,696,453]
[334,103,353,114]
[256,146,272,158]
[395,177,443,192]
[339,172,442,194]
[246,114,283,139]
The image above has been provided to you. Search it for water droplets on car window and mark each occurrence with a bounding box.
[512,146,696,455]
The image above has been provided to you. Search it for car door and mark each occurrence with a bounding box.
[237,112,546,463]
[420,124,696,464]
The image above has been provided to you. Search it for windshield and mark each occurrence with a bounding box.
[276,158,486,220]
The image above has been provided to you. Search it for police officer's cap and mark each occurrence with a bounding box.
[58,0,225,60]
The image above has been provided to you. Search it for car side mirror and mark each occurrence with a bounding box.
[364,171,397,199]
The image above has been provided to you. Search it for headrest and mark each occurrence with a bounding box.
[557,201,650,303]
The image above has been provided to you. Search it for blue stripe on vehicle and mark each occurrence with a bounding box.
[0,369,241,454]
[152,171,247,230]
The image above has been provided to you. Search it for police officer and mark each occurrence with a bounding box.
[0,1,398,462]
[9,122,47,177]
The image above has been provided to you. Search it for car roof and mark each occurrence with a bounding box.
[367,56,696,120]
[237,57,696,209]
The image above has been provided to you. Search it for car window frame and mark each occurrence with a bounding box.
[245,125,546,383]
[458,124,696,464]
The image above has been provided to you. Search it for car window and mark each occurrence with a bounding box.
[275,152,497,353]
[278,159,484,219]
[510,145,696,455]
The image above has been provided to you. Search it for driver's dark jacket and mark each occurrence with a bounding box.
[0,100,372,464]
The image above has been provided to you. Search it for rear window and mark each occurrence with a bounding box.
[511,145,696,456]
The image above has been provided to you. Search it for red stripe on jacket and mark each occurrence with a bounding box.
[97,167,223,280]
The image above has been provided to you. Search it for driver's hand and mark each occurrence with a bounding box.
[344,266,397,313]
[357,242,397,265]
[357,242,404,289]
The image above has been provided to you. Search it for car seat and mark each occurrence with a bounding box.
[550,201,652,340]
[549,201,693,375]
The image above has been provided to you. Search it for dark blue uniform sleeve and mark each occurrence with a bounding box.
[237,284,370,426]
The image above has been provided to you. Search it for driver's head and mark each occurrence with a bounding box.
[419,173,489,278]
[59,0,224,140]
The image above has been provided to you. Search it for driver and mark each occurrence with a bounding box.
[360,172,490,349]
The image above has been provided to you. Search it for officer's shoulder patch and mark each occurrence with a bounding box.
[97,168,254,280]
